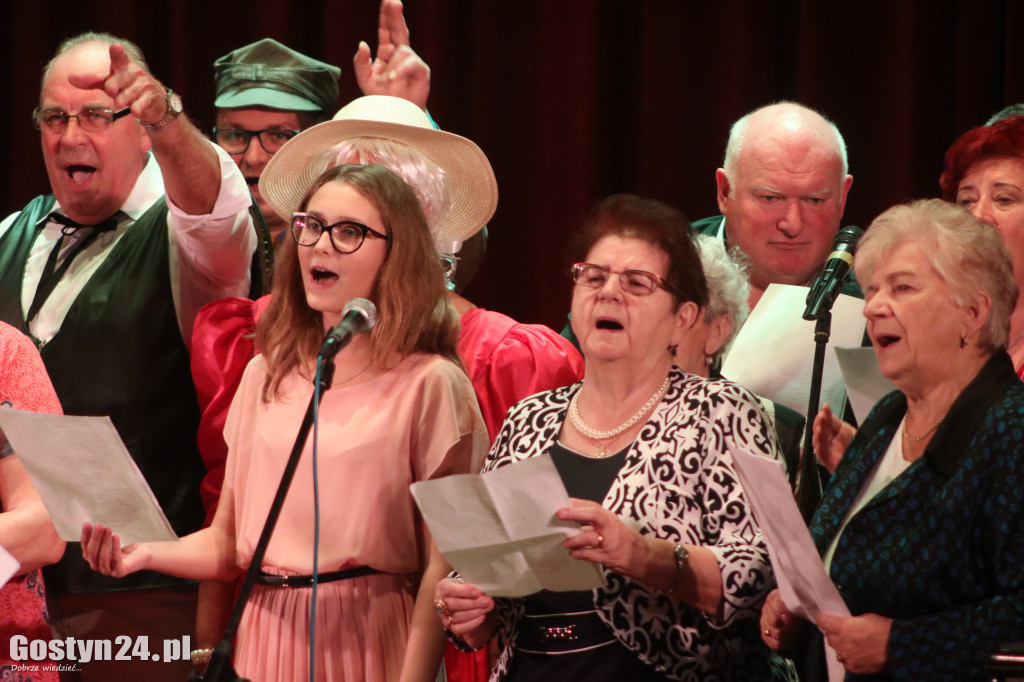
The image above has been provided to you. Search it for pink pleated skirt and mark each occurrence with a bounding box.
[234,571,416,682]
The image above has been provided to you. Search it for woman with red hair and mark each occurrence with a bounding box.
[940,114,1024,376]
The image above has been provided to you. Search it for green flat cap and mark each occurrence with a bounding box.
[214,38,340,113]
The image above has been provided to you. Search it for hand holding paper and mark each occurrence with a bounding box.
[80,522,152,578]
[729,448,849,623]
[411,454,604,597]
[0,409,177,545]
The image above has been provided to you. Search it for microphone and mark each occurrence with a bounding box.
[318,298,378,359]
[803,226,865,321]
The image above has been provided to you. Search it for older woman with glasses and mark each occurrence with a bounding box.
[433,195,795,681]
[80,164,487,682]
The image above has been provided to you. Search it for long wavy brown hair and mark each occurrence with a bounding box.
[256,164,460,401]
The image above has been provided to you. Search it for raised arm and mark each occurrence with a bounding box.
[353,0,431,110]
[70,43,220,215]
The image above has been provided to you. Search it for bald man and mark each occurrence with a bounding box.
[696,102,855,310]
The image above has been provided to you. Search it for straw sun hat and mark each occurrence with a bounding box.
[259,95,498,243]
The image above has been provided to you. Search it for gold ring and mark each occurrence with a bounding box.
[433,598,450,619]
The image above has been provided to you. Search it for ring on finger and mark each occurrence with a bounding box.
[432,598,450,620]
[595,534,604,548]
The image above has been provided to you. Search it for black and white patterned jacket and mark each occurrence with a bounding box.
[483,368,797,682]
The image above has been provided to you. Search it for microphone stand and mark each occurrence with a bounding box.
[797,311,830,522]
[192,357,336,682]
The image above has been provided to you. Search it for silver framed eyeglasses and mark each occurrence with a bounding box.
[291,213,390,254]
[571,262,678,297]
[213,128,300,155]
[32,106,131,133]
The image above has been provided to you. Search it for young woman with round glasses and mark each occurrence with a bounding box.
[81,164,486,682]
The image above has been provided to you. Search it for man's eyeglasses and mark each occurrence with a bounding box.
[213,128,300,155]
[291,213,390,254]
[571,262,678,297]
[32,106,131,133]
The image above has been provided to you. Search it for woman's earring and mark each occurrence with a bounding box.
[704,354,714,366]
[668,344,679,356]
[960,336,968,349]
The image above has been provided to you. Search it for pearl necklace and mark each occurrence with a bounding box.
[568,375,671,448]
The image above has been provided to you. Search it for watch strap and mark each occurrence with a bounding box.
[145,90,182,131]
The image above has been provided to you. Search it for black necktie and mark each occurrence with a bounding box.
[27,211,122,323]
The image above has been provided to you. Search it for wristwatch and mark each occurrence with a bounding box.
[145,89,183,131]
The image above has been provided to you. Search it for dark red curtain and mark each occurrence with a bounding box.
[2,0,1022,330]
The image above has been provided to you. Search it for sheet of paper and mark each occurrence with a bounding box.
[0,544,20,588]
[729,448,849,623]
[834,346,896,424]
[411,454,605,597]
[722,283,866,416]
[0,409,177,545]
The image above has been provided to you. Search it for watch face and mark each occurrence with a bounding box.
[169,92,183,114]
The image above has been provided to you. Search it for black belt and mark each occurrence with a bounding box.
[517,610,615,654]
[255,566,381,588]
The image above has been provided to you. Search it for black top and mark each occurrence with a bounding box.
[508,441,668,682]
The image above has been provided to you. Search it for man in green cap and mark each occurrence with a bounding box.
[213,38,340,244]
[212,1,430,246]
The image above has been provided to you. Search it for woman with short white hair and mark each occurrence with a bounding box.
[762,198,1024,681]
[676,235,804,481]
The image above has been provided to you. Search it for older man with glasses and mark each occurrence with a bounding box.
[0,31,255,682]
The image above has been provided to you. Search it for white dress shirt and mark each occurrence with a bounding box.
[0,142,255,347]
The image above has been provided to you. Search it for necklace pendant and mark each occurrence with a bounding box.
[595,445,606,458]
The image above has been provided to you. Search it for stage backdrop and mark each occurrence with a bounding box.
[1,0,1021,330]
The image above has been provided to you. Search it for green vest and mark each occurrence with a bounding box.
[0,196,205,593]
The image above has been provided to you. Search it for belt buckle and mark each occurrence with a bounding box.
[278,574,307,588]
[537,625,577,643]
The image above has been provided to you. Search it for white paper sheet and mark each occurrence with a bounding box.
[722,283,866,416]
[0,544,20,588]
[411,454,605,597]
[729,448,849,621]
[729,449,851,682]
[0,409,177,545]
[834,346,897,424]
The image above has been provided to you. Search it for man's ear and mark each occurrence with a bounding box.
[715,168,731,215]
[837,174,854,215]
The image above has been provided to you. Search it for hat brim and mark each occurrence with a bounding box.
[259,118,498,243]
[215,87,323,113]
